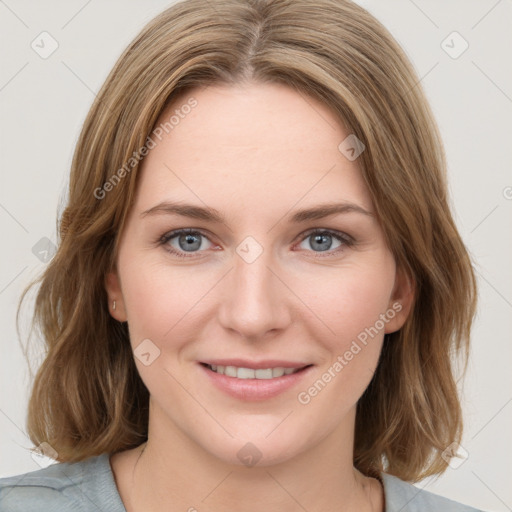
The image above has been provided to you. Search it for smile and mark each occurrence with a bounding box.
[207,364,301,379]
[199,361,314,400]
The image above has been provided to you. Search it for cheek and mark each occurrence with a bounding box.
[118,256,205,391]
[310,262,395,344]
[296,260,395,400]
[121,255,193,333]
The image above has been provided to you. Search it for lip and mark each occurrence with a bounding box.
[200,358,310,370]
[198,361,314,401]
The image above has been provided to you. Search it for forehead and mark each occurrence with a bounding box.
[134,82,373,215]
[159,81,346,154]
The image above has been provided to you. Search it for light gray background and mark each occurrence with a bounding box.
[0,1,511,510]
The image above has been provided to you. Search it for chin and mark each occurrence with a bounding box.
[202,432,306,469]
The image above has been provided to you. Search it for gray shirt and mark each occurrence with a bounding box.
[0,453,484,511]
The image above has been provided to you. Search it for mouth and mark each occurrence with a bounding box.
[200,363,310,379]
[198,361,314,401]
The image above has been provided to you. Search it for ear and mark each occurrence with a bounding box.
[105,269,128,322]
[384,264,415,334]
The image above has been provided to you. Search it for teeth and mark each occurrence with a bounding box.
[209,365,301,379]
[272,367,285,377]
[225,366,237,377]
[237,367,255,379]
[255,368,273,379]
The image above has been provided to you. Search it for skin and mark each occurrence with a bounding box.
[106,82,413,512]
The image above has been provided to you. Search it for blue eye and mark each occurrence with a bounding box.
[158,228,353,259]
[159,228,212,257]
[298,230,348,253]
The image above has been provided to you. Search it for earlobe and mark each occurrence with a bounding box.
[385,266,415,334]
[104,270,128,322]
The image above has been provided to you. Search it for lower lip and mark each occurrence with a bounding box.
[199,363,313,401]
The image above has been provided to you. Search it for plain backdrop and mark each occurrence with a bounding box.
[0,1,511,510]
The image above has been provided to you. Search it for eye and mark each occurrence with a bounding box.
[295,229,353,256]
[159,228,214,258]
[158,228,353,259]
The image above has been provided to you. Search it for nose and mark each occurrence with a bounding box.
[217,242,292,341]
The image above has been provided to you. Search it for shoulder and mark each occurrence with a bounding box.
[0,453,125,512]
[382,473,485,512]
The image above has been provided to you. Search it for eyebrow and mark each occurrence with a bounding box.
[140,200,373,223]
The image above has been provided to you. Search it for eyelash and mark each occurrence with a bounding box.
[157,228,355,259]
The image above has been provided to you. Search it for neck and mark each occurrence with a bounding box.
[114,401,383,512]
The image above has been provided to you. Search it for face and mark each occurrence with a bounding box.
[106,82,412,467]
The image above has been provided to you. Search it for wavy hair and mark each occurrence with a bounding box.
[18,0,477,482]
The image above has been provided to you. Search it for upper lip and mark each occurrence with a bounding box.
[200,359,311,370]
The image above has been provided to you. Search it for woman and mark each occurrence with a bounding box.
[0,0,482,510]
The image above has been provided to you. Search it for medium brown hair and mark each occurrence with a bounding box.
[19,0,477,482]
